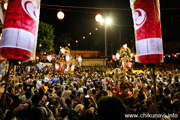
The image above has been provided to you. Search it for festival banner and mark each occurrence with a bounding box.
[130,0,164,64]
[0,0,41,61]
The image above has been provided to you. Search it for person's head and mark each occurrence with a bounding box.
[31,94,43,106]
[174,76,179,83]
[12,98,21,108]
[89,84,94,89]
[65,85,69,90]
[49,87,55,94]
[75,104,84,114]
[101,90,108,97]
[84,98,91,109]
[92,89,96,95]
[60,108,68,119]
[138,93,145,101]
[83,88,87,94]
[164,88,170,95]
[167,79,171,84]
[57,90,62,97]
[25,91,32,99]
[65,98,74,107]
[162,97,171,109]
[38,87,45,95]
[98,97,126,120]
[172,99,180,112]
[7,86,14,93]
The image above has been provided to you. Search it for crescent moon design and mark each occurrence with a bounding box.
[22,0,38,20]
[134,9,147,30]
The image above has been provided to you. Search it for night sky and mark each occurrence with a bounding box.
[40,0,180,55]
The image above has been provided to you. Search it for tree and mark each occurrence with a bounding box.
[54,33,73,54]
[36,22,55,55]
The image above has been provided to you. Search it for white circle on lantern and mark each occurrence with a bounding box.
[133,9,147,30]
[21,0,39,20]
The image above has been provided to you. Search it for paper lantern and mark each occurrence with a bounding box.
[57,10,64,20]
[130,0,163,64]
[0,0,41,61]
[95,14,103,23]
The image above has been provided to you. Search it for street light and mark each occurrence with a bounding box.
[96,14,112,63]
[105,18,112,25]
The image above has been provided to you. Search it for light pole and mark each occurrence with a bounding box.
[105,24,107,59]
[95,14,112,64]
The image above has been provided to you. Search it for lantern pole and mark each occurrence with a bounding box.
[152,66,158,114]
[3,60,12,105]
[147,64,158,114]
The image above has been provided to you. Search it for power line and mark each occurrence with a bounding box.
[41,4,180,11]
[41,4,130,11]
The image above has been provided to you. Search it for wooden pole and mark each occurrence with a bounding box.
[3,61,12,105]
[13,65,16,94]
[151,66,158,114]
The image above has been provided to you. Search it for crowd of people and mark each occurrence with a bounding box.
[0,61,180,120]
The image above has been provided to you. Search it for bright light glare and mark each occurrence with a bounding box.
[55,64,59,70]
[116,53,120,60]
[105,18,112,25]
[47,55,52,62]
[78,56,82,62]
[61,48,65,53]
[66,55,70,62]
[4,3,8,10]
[71,65,75,71]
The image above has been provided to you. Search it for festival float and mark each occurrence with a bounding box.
[54,47,82,73]
[111,44,135,99]
[119,44,134,70]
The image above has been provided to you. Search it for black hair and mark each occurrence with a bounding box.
[65,98,72,107]
[7,86,13,93]
[25,92,32,99]
[31,94,43,105]
[164,88,170,95]
[60,108,68,119]
[98,97,126,120]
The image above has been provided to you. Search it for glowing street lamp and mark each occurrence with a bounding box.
[95,14,113,62]
[105,18,112,25]
[57,10,65,20]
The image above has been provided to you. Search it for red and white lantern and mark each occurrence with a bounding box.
[130,0,163,64]
[0,0,41,61]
